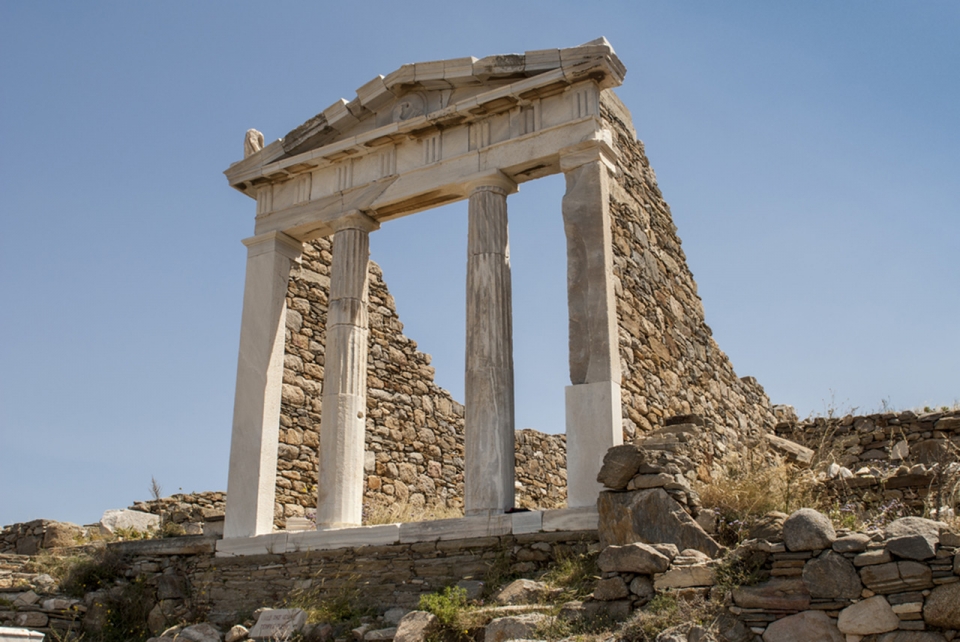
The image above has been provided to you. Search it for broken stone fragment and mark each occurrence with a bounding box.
[596,444,645,490]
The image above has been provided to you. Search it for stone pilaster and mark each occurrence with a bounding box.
[317,211,379,528]
[464,172,518,515]
[224,231,303,538]
[559,142,624,507]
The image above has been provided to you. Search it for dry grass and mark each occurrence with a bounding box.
[695,455,824,545]
[364,499,463,525]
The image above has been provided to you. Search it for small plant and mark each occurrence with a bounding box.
[59,547,128,598]
[418,585,468,628]
[149,476,163,501]
[713,549,768,593]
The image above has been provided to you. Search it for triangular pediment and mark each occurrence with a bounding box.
[227,38,624,182]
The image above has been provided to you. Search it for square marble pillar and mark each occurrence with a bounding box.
[560,144,623,508]
[224,231,302,539]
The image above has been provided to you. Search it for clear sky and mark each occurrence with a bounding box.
[1,1,957,527]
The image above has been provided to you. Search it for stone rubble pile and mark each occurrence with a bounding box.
[130,492,226,536]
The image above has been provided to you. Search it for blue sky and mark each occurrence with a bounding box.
[1,1,957,527]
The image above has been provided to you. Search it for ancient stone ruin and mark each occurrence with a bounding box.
[4,39,957,642]
[221,37,774,548]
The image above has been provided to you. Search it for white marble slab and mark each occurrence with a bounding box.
[511,511,543,535]
[215,532,288,557]
[398,514,513,543]
[541,506,599,532]
[285,523,400,552]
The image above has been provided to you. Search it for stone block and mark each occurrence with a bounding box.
[215,532,288,557]
[287,524,400,552]
[597,488,721,557]
[99,509,160,535]
[732,578,811,610]
[510,511,542,535]
[398,515,511,543]
[802,551,862,599]
[248,609,307,640]
[761,610,843,642]
[595,444,644,490]
[922,581,960,628]
[837,596,899,635]
[597,542,670,574]
[654,564,715,589]
[541,506,598,532]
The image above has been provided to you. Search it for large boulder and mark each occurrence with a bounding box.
[782,509,835,552]
[484,613,548,642]
[761,610,843,642]
[922,582,960,629]
[596,444,645,490]
[99,509,160,535]
[801,551,862,598]
[394,611,438,642]
[837,596,899,635]
[494,579,549,605]
[884,516,943,561]
[598,488,722,557]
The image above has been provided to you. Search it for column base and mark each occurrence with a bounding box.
[566,381,623,508]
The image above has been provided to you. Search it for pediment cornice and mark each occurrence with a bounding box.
[225,38,624,194]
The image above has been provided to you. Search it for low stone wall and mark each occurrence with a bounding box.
[776,409,960,471]
[130,491,226,528]
[0,520,85,555]
[0,529,598,638]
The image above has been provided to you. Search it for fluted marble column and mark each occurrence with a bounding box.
[560,144,624,508]
[464,172,518,515]
[224,231,303,539]
[317,211,379,528]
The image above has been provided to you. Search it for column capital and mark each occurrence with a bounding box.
[558,132,619,174]
[331,210,380,234]
[241,230,303,260]
[463,170,518,197]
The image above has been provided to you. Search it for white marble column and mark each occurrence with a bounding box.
[317,211,379,529]
[224,231,303,539]
[560,144,624,507]
[464,172,518,515]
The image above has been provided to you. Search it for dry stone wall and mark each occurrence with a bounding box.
[776,409,960,519]
[601,91,777,472]
[278,238,467,526]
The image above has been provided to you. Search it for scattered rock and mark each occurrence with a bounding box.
[749,512,787,542]
[597,444,646,490]
[598,488,722,557]
[382,607,409,626]
[495,579,549,605]
[247,608,306,640]
[801,551,862,599]
[765,434,814,465]
[886,534,937,560]
[837,595,899,635]
[761,609,843,642]
[593,576,630,601]
[225,625,248,642]
[922,581,960,629]
[393,611,438,642]
[597,542,671,574]
[782,508,835,552]
[484,613,548,642]
[733,578,810,611]
[177,623,223,642]
[653,564,715,589]
[832,533,870,553]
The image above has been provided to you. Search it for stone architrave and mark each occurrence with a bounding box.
[224,231,302,539]
[464,172,517,515]
[317,212,379,528]
[560,142,623,508]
